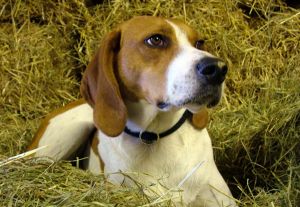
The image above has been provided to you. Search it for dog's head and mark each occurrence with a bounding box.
[81,16,227,136]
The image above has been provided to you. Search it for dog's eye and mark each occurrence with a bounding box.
[145,34,167,48]
[195,40,205,50]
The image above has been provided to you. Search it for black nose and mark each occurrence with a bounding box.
[196,57,228,85]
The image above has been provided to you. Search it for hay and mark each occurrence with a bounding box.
[0,0,299,206]
[0,157,166,206]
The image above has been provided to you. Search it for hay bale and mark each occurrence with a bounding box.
[0,0,299,206]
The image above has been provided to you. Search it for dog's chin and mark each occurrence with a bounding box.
[184,99,219,113]
[184,104,205,113]
[157,92,222,112]
[177,95,221,112]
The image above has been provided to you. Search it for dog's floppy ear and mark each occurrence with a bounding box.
[191,108,209,129]
[80,29,127,137]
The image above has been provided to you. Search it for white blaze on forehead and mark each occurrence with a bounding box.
[166,20,215,57]
[166,20,192,47]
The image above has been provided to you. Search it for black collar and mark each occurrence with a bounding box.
[124,110,192,144]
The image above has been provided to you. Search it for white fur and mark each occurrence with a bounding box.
[36,103,94,160]
[85,148,101,174]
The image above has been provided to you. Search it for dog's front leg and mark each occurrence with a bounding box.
[191,164,236,207]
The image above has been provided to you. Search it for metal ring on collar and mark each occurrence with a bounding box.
[139,131,159,144]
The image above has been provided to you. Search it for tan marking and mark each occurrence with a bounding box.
[28,99,86,150]
[192,108,209,129]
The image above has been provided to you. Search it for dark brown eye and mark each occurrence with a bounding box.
[145,34,167,48]
[195,39,205,50]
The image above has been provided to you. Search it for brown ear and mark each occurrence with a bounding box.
[191,108,209,129]
[80,29,127,137]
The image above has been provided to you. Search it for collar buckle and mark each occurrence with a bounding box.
[139,131,160,144]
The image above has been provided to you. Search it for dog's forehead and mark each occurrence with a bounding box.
[120,16,199,44]
[166,18,199,42]
[121,16,169,30]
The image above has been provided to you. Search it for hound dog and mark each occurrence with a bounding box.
[28,16,236,206]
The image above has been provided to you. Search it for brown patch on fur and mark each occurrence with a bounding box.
[192,108,209,129]
[28,99,86,150]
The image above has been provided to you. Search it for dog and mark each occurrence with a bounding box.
[28,16,236,206]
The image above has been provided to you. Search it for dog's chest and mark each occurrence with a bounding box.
[98,123,214,195]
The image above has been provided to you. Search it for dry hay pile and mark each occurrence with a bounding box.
[0,0,299,206]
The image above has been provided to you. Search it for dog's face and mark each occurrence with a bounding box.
[81,16,227,136]
[117,17,227,112]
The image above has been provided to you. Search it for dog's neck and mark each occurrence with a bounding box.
[125,100,186,133]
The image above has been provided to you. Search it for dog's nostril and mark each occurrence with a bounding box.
[200,65,217,76]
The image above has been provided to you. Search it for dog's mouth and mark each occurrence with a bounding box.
[157,95,220,111]
[158,87,222,110]
[182,94,221,108]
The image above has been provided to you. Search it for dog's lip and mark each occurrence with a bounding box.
[171,95,221,109]
[158,92,221,110]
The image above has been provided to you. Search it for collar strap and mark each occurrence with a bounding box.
[124,110,192,144]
